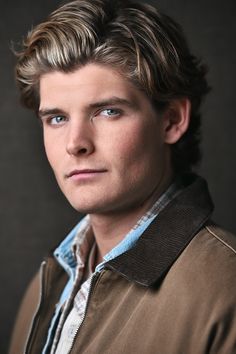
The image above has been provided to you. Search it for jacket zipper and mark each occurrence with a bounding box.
[66,272,100,354]
[24,260,47,354]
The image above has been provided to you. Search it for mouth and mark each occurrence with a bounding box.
[66,169,107,180]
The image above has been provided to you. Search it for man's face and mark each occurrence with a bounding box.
[39,64,171,215]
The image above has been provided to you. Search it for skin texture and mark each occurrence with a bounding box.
[39,63,190,257]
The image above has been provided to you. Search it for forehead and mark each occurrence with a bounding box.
[39,63,150,110]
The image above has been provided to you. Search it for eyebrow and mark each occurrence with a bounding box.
[38,96,138,119]
[38,108,66,120]
[88,96,138,110]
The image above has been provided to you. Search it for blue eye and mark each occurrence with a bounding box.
[50,116,66,125]
[100,108,121,117]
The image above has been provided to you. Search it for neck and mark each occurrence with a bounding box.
[90,172,173,263]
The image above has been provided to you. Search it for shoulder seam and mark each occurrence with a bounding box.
[206,226,236,254]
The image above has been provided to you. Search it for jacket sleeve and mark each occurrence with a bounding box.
[8,272,41,354]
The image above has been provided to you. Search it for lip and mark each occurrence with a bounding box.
[66,169,107,180]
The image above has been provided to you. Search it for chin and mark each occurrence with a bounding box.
[68,197,108,214]
[68,201,96,214]
[63,187,143,216]
[68,195,125,215]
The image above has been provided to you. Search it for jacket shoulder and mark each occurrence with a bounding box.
[8,270,41,354]
[178,223,236,294]
[204,224,236,254]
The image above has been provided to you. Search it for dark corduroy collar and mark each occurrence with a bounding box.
[105,174,214,287]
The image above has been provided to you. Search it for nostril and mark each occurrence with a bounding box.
[79,148,87,154]
[66,140,94,156]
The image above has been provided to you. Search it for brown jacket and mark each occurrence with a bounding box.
[9,176,236,353]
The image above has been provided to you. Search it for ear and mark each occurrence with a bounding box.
[163,98,191,144]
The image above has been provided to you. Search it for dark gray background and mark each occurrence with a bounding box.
[1,0,236,352]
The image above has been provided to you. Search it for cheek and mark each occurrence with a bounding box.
[43,134,62,175]
[44,137,53,165]
[109,124,161,173]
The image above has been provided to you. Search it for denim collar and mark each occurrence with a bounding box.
[54,177,183,276]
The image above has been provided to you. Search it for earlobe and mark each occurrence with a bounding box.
[164,99,191,144]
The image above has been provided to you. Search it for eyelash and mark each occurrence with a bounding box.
[95,108,122,118]
[46,116,67,126]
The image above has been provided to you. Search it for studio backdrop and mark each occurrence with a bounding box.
[0,0,235,352]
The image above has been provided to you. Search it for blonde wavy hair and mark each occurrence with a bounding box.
[15,0,210,172]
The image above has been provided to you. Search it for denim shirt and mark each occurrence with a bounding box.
[43,179,182,353]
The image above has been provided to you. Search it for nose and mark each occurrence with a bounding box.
[66,119,95,156]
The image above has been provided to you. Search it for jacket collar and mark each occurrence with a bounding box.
[105,174,214,287]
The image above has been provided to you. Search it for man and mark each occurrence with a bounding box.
[9,0,236,353]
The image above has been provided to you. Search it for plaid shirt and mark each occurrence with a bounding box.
[49,179,183,354]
